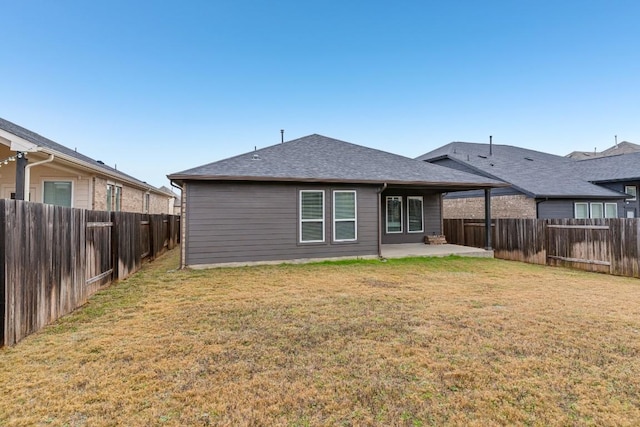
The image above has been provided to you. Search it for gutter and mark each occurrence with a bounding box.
[25,154,55,201]
[377,183,388,258]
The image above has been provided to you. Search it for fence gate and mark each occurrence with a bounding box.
[86,211,114,289]
[545,222,611,273]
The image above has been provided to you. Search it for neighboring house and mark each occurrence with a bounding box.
[168,134,503,268]
[566,141,640,160]
[0,117,174,213]
[159,185,182,215]
[576,152,640,218]
[417,142,629,219]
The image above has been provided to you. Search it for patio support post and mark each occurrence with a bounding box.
[484,188,492,250]
[14,152,27,201]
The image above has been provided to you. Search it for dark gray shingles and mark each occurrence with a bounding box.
[418,142,624,198]
[168,134,503,187]
[0,117,158,190]
[576,152,640,182]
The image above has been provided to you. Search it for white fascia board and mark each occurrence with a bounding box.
[0,128,40,152]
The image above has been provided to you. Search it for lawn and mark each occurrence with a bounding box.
[1,249,639,426]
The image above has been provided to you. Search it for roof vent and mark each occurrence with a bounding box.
[524,157,534,161]
[251,153,261,161]
[477,155,487,159]
[97,160,104,164]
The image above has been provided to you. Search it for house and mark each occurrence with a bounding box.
[159,185,182,215]
[417,142,631,219]
[0,117,174,213]
[566,141,640,160]
[167,134,504,268]
[576,152,640,218]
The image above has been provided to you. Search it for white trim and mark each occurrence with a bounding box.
[42,179,74,208]
[386,196,403,233]
[605,203,618,218]
[333,190,357,242]
[574,202,589,219]
[299,190,325,243]
[590,202,604,219]
[407,196,424,233]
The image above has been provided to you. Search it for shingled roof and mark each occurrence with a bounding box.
[417,142,625,199]
[0,117,171,195]
[576,151,640,183]
[168,134,504,190]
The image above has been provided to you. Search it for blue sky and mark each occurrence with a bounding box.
[2,1,639,187]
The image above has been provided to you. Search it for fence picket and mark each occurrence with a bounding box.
[444,218,639,278]
[0,200,180,347]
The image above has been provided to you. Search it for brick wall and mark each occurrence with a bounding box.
[92,177,172,214]
[93,177,108,211]
[443,194,537,219]
[149,192,171,214]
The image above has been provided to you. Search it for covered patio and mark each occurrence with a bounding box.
[381,243,493,259]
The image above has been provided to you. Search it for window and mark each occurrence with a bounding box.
[574,202,589,219]
[43,181,72,207]
[386,196,403,233]
[144,193,150,213]
[625,185,637,201]
[107,184,122,212]
[605,203,618,218]
[300,190,324,242]
[407,196,424,233]
[333,190,357,241]
[590,202,604,219]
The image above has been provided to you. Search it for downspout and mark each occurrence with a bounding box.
[25,154,55,201]
[377,183,388,258]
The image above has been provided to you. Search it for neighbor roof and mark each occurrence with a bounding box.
[168,134,504,189]
[417,142,625,199]
[576,151,640,183]
[566,141,640,160]
[0,117,171,195]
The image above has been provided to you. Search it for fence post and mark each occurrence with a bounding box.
[484,188,492,250]
[111,212,119,281]
[148,214,156,259]
[0,200,5,347]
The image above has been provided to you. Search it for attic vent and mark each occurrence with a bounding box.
[477,155,487,159]
[524,157,534,161]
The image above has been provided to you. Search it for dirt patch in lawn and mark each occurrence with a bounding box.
[1,250,639,426]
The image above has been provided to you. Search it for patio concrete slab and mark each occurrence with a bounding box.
[381,243,493,259]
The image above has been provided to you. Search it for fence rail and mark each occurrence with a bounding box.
[0,200,180,347]
[443,218,640,278]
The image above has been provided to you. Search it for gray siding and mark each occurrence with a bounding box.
[185,182,379,266]
[536,199,575,219]
[598,181,639,218]
[381,189,442,244]
[537,197,628,219]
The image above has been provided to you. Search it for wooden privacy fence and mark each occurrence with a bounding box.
[0,200,180,347]
[443,218,640,278]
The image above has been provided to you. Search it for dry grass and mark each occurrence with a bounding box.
[1,249,640,426]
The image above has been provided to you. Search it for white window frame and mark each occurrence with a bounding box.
[605,203,618,218]
[107,183,123,212]
[590,202,604,219]
[43,179,74,208]
[407,196,424,233]
[299,190,325,243]
[332,190,357,242]
[574,202,589,219]
[625,185,637,201]
[386,196,403,233]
